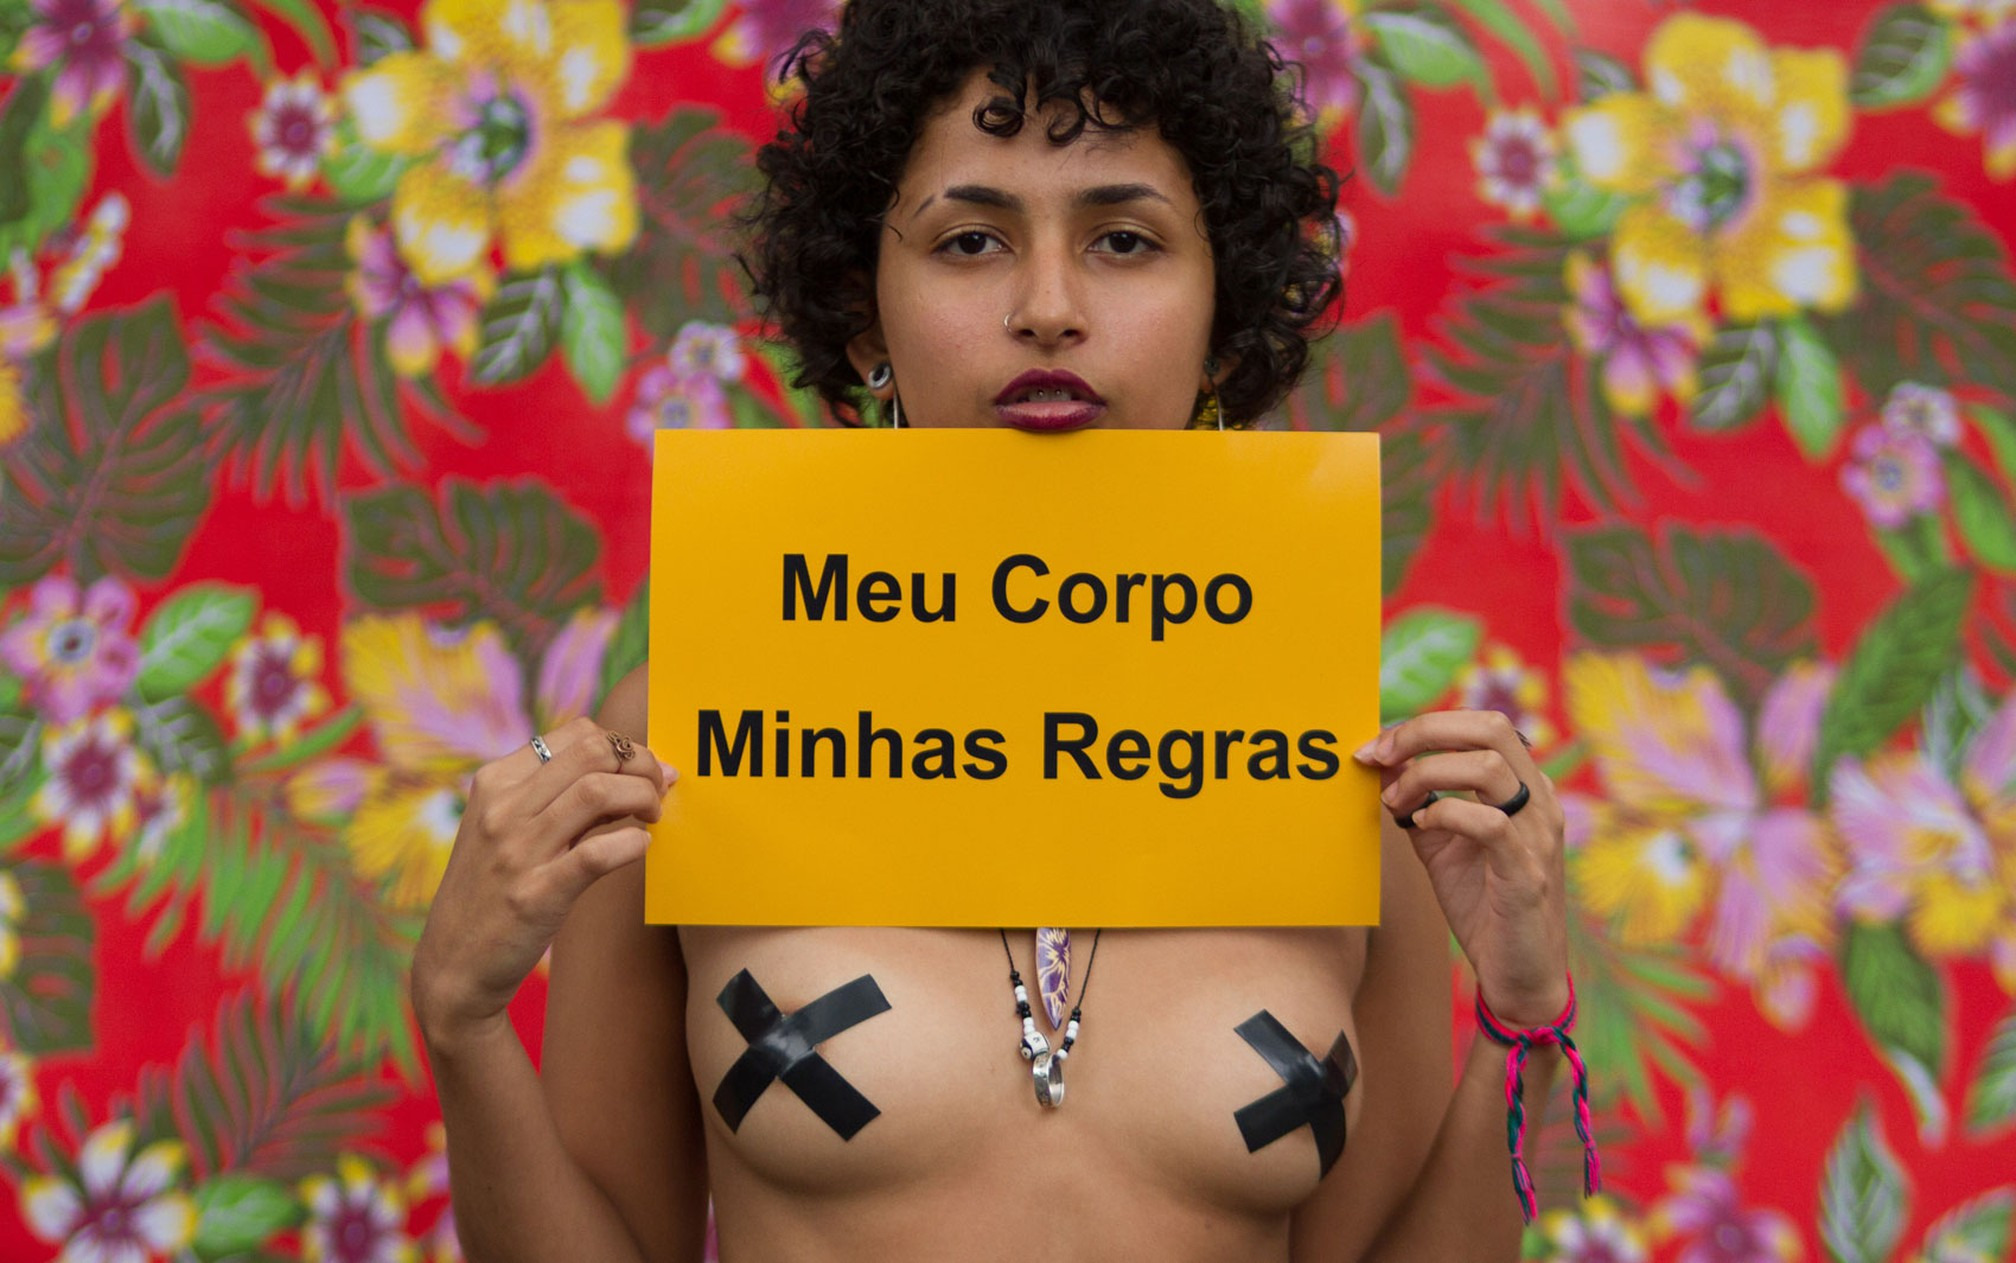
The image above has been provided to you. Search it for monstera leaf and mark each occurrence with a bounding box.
[0,861,96,1055]
[343,478,605,666]
[618,107,759,336]
[0,298,209,586]
[1823,174,2016,402]
[1565,522,1818,710]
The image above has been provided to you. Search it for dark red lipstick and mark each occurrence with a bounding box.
[993,370,1106,432]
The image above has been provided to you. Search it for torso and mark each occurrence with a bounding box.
[677,924,1367,1260]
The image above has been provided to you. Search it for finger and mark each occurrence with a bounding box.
[1404,797,1545,877]
[534,771,668,851]
[528,717,670,811]
[544,823,653,907]
[1380,750,1524,818]
[1359,709,1537,776]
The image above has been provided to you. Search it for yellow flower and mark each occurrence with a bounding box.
[1562,14,1856,326]
[0,359,25,449]
[340,0,638,285]
[0,873,22,979]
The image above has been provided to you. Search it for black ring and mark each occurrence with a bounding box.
[1493,781,1531,817]
[1394,791,1440,830]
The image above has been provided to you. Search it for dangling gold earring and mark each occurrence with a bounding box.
[1189,357,1223,430]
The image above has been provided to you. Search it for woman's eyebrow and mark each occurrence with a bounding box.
[912,182,1175,219]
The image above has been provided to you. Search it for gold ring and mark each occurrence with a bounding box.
[607,730,637,762]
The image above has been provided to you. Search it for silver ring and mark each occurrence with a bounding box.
[529,735,553,764]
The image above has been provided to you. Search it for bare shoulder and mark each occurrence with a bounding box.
[541,661,708,1261]
[1289,814,1454,1260]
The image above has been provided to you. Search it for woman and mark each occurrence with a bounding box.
[410,1,1578,1258]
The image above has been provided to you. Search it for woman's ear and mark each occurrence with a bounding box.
[846,320,893,400]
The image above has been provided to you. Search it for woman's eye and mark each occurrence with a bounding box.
[943,231,1000,256]
[1097,230,1154,255]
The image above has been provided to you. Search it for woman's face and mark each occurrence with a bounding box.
[848,71,1218,432]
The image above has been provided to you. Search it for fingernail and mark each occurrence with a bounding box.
[1352,741,1378,763]
[659,760,678,784]
[1379,786,1398,808]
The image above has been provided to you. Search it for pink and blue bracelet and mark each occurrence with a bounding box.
[1474,975,1601,1223]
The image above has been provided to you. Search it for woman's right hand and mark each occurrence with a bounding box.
[411,716,675,1048]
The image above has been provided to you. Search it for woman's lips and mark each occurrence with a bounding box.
[994,370,1105,432]
[995,400,1106,431]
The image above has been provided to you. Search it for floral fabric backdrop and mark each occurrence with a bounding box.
[2,0,2015,1259]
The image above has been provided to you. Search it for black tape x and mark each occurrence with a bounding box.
[713,970,891,1140]
[1232,1010,1358,1177]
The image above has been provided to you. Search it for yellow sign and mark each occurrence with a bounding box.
[645,430,1382,927]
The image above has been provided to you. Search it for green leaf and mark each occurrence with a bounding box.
[350,7,413,64]
[198,198,464,507]
[1818,1100,1909,1263]
[134,0,258,65]
[1970,404,2016,489]
[631,0,730,45]
[1566,903,1712,1120]
[1823,175,2016,401]
[192,1174,302,1256]
[618,108,757,337]
[322,115,407,203]
[1352,55,1413,198]
[1965,1008,2016,1137]
[1812,569,1972,797]
[1774,314,1845,460]
[136,696,233,785]
[246,0,337,65]
[0,861,96,1054]
[342,478,604,665]
[599,579,650,706]
[1690,321,1777,433]
[1873,511,1949,584]
[1541,174,1625,240]
[1445,0,1557,96]
[137,585,258,701]
[0,297,209,586]
[1362,6,1484,89]
[0,78,95,260]
[1947,456,2016,575]
[140,988,393,1179]
[236,705,363,775]
[1851,5,1952,109]
[1565,523,1818,710]
[1841,921,1946,1080]
[1379,609,1481,723]
[472,268,564,386]
[560,263,628,405]
[125,38,192,176]
[1917,1189,2013,1260]
[1281,311,1411,433]
[1572,47,1637,101]
[1380,426,1434,597]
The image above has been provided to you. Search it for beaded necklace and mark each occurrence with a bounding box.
[1000,928,1103,1108]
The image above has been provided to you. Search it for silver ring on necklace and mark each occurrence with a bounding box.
[529,734,553,764]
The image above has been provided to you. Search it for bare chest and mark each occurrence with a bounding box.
[678,926,1368,1223]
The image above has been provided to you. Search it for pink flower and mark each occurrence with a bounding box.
[712,0,840,73]
[32,711,149,861]
[669,321,747,384]
[1880,382,1962,446]
[12,0,135,125]
[20,1119,196,1262]
[226,612,331,745]
[1841,421,1944,528]
[1937,18,2016,179]
[299,1155,414,1263]
[0,574,140,723]
[1654,1167,1801,1263]
[1471,108,1558,220]
[1564,251,1705,417]
[344,218,492,379]
[1266,0,1362,119]
[627,364,730,448]
[250,72,338,190]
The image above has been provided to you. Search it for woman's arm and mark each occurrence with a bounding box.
[1292,709,1572,1262]
[413,667,708,1263]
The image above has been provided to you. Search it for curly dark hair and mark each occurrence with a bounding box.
[741,0,1344,426]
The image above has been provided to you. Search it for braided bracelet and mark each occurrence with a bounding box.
[1474,976,1601,1224]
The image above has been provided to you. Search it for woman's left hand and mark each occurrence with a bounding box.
[1355,709,1570,1027]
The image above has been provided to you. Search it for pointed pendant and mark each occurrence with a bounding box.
[1035,926,1072,1031]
